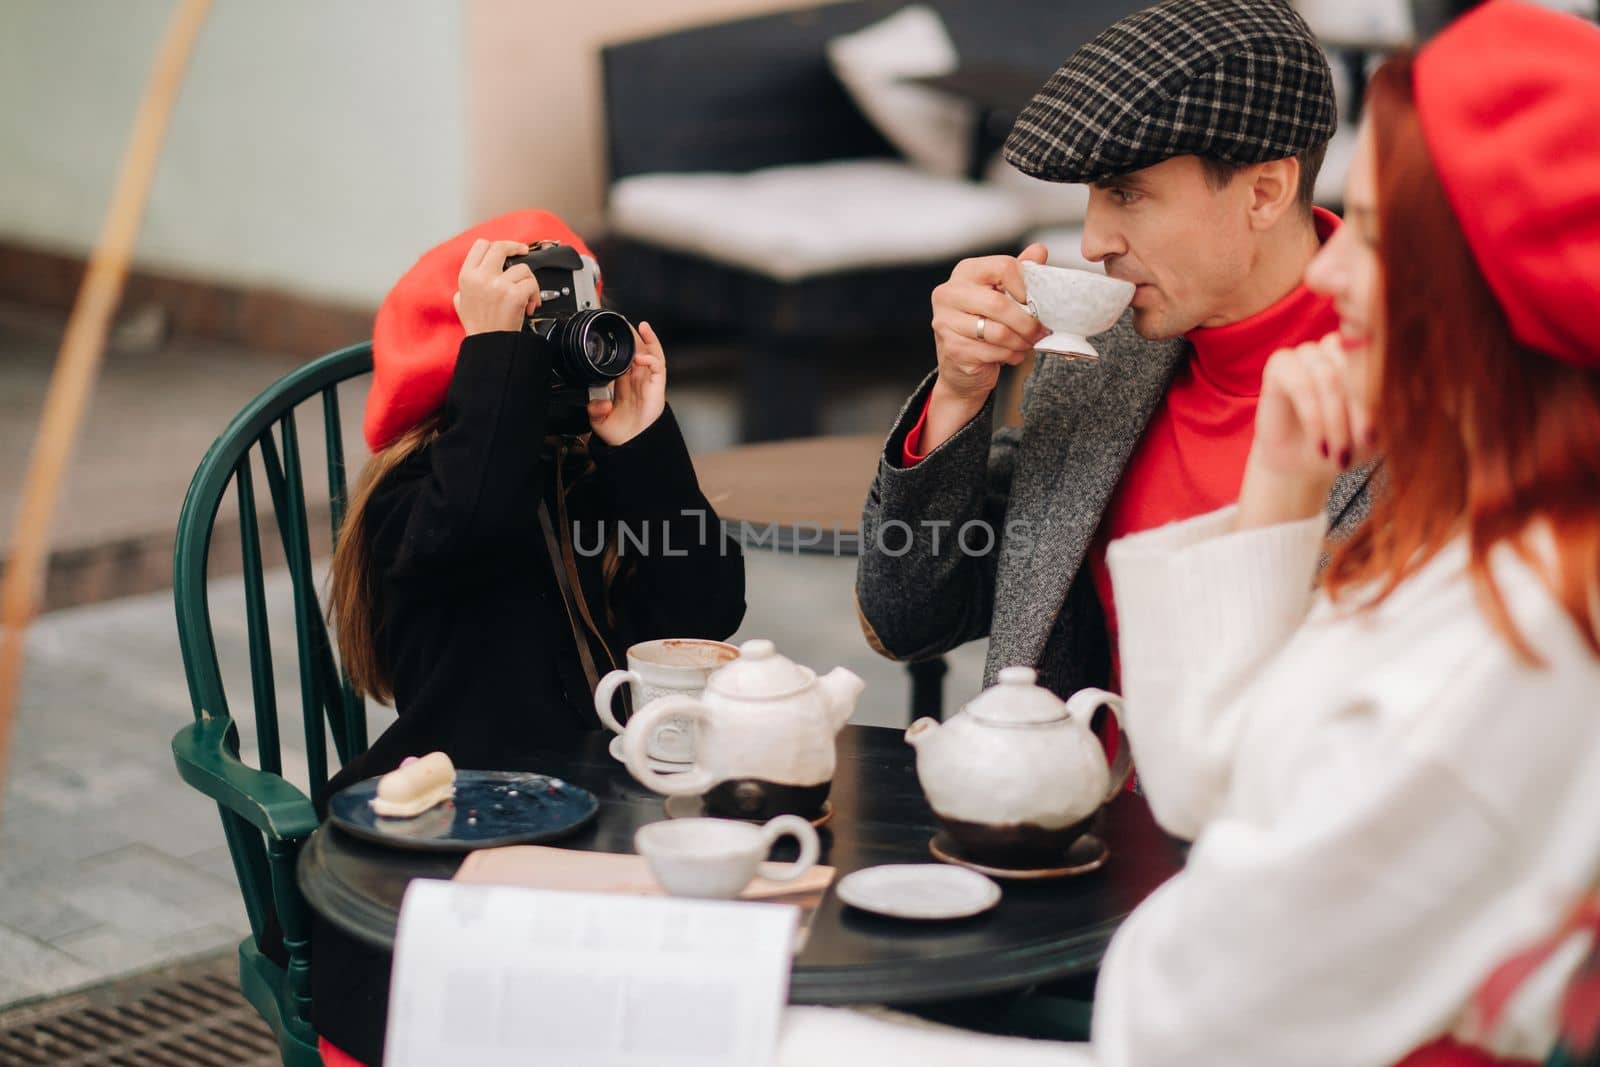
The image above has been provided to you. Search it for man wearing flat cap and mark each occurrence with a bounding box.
[857,0,1375,742]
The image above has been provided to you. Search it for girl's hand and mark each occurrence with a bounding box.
[453,239,540,335]
[1238,332,1376,530]
[589,320,667,446]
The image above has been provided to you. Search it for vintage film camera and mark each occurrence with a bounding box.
[502,242,636,434]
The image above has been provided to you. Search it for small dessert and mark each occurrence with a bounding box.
[371,752,456,817]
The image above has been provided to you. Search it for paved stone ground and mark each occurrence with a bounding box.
[0,303,988,1012]
[0,303,314,556]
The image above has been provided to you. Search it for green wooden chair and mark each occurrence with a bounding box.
[171,342,373,1067]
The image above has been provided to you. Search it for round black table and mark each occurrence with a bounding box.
[298,724,1186,1006]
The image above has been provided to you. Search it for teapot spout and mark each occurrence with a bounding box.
[904,716,940,747]
[817,667,865,732]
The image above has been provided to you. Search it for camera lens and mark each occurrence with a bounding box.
[554,308,634,385]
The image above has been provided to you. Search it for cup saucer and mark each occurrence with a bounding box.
[608,734,690,775]
[928,831,1107,880]
[836,864,1000,921]
[664,793,834,829]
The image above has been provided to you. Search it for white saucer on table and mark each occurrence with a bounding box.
[835,863,1001,920]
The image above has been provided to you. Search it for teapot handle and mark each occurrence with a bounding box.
[1064,688,1133,804]
[594,668,641,736]
[622,694,715,797]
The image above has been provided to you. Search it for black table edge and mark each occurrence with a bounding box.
[299,826,426,952]
[789,921,1119,1005]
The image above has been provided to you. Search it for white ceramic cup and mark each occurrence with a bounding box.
[634,816,820,899]
[594,639,739,763]
[1021,260,1136,360]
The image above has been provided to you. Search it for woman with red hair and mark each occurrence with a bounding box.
[779,3,1600,1064]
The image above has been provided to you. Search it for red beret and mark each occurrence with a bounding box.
[1415,1,1600,370]
[365,210,597,450]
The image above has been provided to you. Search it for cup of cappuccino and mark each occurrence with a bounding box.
[594,639,740,764]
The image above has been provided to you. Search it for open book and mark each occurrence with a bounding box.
[384,879,800,1067]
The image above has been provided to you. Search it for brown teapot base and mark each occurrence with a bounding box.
[701,778,832,822]
[935,811,1100,871]
[930,830,1108,880]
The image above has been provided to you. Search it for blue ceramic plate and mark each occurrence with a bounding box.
[327,770,599,853]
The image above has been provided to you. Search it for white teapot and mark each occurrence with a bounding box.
[906,667,1130,866]
[623,639,865,821]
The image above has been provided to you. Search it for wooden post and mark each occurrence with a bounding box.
[0,0,213,819]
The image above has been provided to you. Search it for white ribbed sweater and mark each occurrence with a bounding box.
[779,508,1600,1066]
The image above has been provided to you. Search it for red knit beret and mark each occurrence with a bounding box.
[1414,1,1600,370]
[365,209,597,450]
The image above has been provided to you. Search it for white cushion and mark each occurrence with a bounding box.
[983,154,1089,228]
[826,6,973,180]
[1294,0,1413,45]
[1023,226,1102,273]
[610,160,1031,282]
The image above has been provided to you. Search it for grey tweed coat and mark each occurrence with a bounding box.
[855,313,1375,700]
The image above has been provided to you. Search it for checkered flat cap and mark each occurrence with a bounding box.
[1004,0,1336,184]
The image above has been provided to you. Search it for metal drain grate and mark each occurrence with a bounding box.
[0,951,280,1066]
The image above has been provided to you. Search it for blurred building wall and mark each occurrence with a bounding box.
[466,0,828,237]
[0,1,469,306]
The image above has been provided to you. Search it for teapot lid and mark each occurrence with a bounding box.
[965,666,1068,726]
[706,639,814,699]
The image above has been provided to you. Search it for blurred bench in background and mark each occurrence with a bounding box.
[598,0,1141,441]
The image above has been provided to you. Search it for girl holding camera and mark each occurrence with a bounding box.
[314,210,745,1067]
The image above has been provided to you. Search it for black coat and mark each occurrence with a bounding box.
[313,329,745,1062]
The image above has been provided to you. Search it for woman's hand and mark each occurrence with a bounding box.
[453,239,540,335]
[1238,332,1376,530]
[589,321,667,446]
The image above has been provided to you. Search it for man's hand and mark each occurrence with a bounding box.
[453,239,540,335]
[922,243,1050,452]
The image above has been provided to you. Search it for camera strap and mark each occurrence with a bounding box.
[538,499,604,699]
[537,442,620,705]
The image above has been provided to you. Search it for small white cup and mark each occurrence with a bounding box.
[1021,260,1136,360]
[595,639,739,764]
[634,816,820,900]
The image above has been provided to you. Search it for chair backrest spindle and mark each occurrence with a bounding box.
[321,385,368,753]
[235,456,282,777]
[274,412,331,811]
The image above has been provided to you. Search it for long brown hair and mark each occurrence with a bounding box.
[327,416,442,702]
[1323,56,1600,662]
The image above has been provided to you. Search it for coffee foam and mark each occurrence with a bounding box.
[635,640,739,670]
